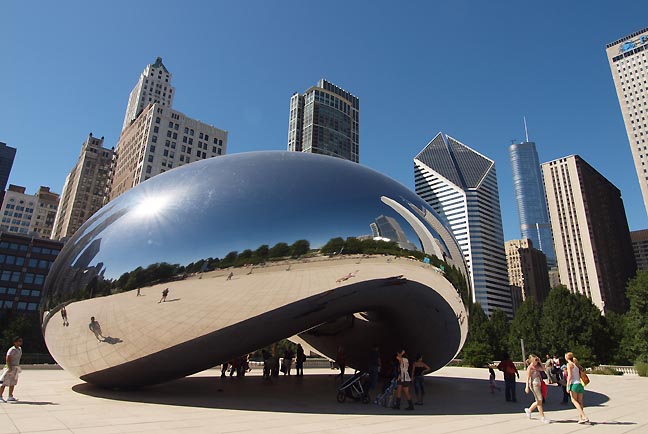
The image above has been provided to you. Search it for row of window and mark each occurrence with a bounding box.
[0,287,40,297]
[0,270,46,284]
[0,300,39,311]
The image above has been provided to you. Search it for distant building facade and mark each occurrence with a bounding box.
[630,229,648,271]
[111,104,227,200]
[0,232,62,314]
[122,57,175,131]
[372,215,417,251]
[542,155,636,313]
[0,185,59,238]
[505,239,550,309]
[414,132,512,316]
[51,133,116,240]
[288,79,359,163]
[509,140,556,266]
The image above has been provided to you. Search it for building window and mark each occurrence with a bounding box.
[155,117,161,124]
[146,166,152,174]
[150,145,156,153]
[152,136,158,143]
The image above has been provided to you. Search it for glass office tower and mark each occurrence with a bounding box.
[510,141,556,267]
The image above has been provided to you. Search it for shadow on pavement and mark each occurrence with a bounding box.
[72,373,611,416]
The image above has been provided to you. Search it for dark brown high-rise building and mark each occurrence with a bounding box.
[505,239,550,311]
[542,155,636,313]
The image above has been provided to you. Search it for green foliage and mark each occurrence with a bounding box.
[290,239,310,258]
[0,312,47,355]
[635,362,648,377]
[626,270,648,358]
[268,242,290,258]
[508,299,542,361]
[487,309,510,360]
[590,367,623,376]
[604,311,632,365]
[462,341,493,367]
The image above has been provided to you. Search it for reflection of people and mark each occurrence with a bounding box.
[89,317,104,342]
[136,288,141,296]
[226,272,233,280]
[159,288,169,303]
[295,344,305,377]
[335,346,346,381]
[61,306,69,326]
[0,336,23,403]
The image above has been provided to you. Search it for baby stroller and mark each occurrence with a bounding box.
[337,371,370,404]
[375,377,397,407]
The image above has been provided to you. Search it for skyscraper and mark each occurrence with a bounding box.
[51,133,116,240]
[542,155,636,313]
[509,139,556,266]
[505,239,550,309]
[112,103,227,200]
[606,28,648,216]
[0,142,16,192]
[111,60,228,201]
[122,57,175,131]
[414,132,512,316]
[288,79,359,163]
[630,229,648,271]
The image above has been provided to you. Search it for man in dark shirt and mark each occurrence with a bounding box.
[497,353,520,402]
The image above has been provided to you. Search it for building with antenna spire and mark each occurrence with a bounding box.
[509,122,556,267]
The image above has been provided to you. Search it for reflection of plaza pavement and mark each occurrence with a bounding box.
[45,255,464,380]
[3,367,644,433]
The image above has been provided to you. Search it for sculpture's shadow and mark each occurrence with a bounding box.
[72,373,612,416]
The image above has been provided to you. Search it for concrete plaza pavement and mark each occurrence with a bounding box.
[0,366,645,433]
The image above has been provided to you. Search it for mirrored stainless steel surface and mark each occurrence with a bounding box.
[42,151,469,387]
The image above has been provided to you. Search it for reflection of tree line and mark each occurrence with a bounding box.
[63,236,469,308]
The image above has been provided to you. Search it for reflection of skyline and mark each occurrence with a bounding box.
[372,215,417,251]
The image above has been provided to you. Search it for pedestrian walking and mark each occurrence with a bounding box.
[0,336,23,403]
[412,354,431,404]
[524,354,550,424]
[159,287,169,303]
[392,348,414,410]
[335,346,346,381]
[497,353,519,402]
[565,352,590,424]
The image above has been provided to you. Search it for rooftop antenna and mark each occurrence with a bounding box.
[523,116,530,142]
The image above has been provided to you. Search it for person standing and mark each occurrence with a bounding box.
[392,349,414,410]
[524,354,550,423]
[497,353,519,402]
[335,346,346,381]
[88,317,104,342]
[367,344,381,392]
[61,306,69,326]
[565,352,589,424]
[412,354,431,405]
[295,344,305,377]
[489,367,502,394]
[0,336,23,403]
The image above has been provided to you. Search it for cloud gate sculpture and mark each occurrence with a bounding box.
[42,151,469,388]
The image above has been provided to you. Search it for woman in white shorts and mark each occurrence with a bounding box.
[0,336,23,403]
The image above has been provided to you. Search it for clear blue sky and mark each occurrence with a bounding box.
[3,1,647,241]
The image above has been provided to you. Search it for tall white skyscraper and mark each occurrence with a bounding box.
[122,57,175,131]
[606,27,648,216]
[288,79,359,163]
[414,132,512,316]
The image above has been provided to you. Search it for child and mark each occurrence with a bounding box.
[489,367,501,393]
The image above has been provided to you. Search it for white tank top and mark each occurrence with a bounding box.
[569,364,580,385]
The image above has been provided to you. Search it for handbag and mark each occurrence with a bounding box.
[580,369,590,386]
[540,369,548,380]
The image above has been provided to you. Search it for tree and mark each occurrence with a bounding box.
[461,303,493,366]
[254,244,269,260]
[290,239,310,258]
[268,242,290,258]
[508,299,542,361]
[320,237,345,255]
[540,285,605,365]
[626,270,648,361]
[487,309,510,360]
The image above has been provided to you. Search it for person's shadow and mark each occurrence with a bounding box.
[102,336,123,345]
[164,298,181,302]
